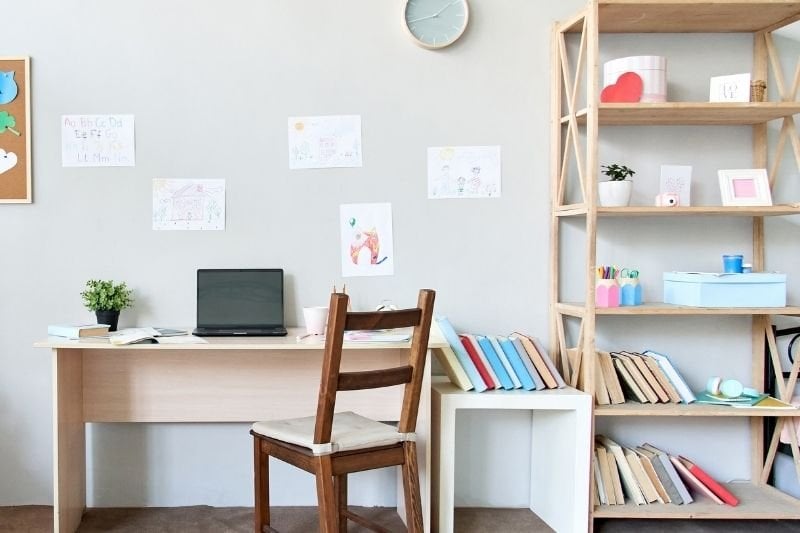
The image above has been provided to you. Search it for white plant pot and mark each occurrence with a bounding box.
[598,180,633,207]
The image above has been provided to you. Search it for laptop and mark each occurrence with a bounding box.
[192,269,288,337]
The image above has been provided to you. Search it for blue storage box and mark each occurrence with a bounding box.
[663,272,787,307]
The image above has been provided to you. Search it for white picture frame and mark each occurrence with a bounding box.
[709,73,751,103]
[718,168,772,206]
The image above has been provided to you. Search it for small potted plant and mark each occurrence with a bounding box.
[81,279,133,331]
[599,163,635,207]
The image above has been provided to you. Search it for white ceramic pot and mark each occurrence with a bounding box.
[598,180,632,207]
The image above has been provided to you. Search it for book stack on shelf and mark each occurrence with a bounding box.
[433,316,566,392]
[595,350,695,406]
[594,436,739,508]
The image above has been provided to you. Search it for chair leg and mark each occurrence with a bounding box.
[315,455,337,533]
[334,474,348,532]
[401,441,424,533]
[253,437,270,533]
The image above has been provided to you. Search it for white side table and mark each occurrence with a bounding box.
[431,379,592,533]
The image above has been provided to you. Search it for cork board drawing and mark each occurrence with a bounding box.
[340,203,394,277]
[0,57,31,203]
[152,179,226,231]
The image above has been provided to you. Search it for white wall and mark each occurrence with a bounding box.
[0,0,587,507]
[1,0,798,509]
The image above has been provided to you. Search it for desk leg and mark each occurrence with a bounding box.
[435,396,455,533]
[52,348,86,533]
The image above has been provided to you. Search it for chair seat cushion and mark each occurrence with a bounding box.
[251,411,415,456]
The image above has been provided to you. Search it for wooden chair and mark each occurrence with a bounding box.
[250,289,436,533]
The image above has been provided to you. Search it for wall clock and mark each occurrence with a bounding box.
[403,0,469,50]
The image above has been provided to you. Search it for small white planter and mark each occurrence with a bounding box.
[598,180,632,207]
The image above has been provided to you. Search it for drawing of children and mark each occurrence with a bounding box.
[468,166,482,194]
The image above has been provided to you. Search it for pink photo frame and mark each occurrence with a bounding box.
[718,168,772,206]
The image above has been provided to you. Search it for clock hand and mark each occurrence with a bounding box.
[433,0,460,17]
[408,0,460,24]
[407,14,436,23]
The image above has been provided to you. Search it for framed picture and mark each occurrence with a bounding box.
[0,56,31,203]
[718,168,772,206]
[709,73,751,103]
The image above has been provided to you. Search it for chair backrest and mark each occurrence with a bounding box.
[313,289,436,445]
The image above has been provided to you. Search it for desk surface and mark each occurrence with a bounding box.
[36,326,449,350]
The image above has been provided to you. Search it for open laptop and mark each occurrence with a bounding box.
[192,268,288,337]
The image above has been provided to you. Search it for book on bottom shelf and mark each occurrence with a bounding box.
[595,445,617,504]
[676,456,739,506]
[640,443,693,505]
[596,435,646,505]
[669,455,724,505]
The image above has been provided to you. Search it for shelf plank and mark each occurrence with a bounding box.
[556,303,800,316]
[594,484,800,519]
[556,205,800,217]
[596,402,800,417]
[564,103,800,126]
[562,1,800,33]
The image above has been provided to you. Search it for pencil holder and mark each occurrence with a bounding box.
[619,278,642,306]
[596,279,620,308]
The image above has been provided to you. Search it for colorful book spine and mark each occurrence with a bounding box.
[459,335,496,390]
[496,336,536,391]
[432,346,474,391]
[510,336,545,390]
[486,335,521,389]
[463,334,500,388]
[678,456,739,506]
[434,316,487,392]
[476,335,514,390]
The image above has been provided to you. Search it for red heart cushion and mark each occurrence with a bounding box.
[601,71,643,103]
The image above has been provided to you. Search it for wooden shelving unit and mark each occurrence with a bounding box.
[550,0,800,527]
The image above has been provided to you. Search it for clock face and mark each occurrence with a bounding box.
[404,0,469,49]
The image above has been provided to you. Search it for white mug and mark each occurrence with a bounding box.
[303,306,329,336]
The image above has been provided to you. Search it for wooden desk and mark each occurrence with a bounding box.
[36,328,447,533]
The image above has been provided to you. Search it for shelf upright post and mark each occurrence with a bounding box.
[751,28,770,484]
[583,0,600,401]
[549,20,564,376]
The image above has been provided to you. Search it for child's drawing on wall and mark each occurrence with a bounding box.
[427,146,501,199]
[152,179,226,231]
[340,203,394,277]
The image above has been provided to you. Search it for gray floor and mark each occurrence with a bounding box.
[1,506,800,532]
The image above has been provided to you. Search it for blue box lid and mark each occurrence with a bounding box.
[663,271,786,284]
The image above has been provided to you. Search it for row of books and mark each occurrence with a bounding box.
[595,350,695,406]
[434,316,566,392]
[594,435,739,507]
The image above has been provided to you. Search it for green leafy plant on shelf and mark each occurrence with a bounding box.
[81,279,133,312]
[601,164,636,181]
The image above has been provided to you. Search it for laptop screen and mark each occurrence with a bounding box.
[196,269,284,328]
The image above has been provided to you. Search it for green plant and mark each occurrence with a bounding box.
[81,279,134,312]
[601,164,635,181]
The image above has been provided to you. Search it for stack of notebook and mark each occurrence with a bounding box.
[594,435,739,507]
[432,316,566,392]
[594,350,695,406]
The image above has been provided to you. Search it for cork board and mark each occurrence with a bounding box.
[0,57,31,203]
